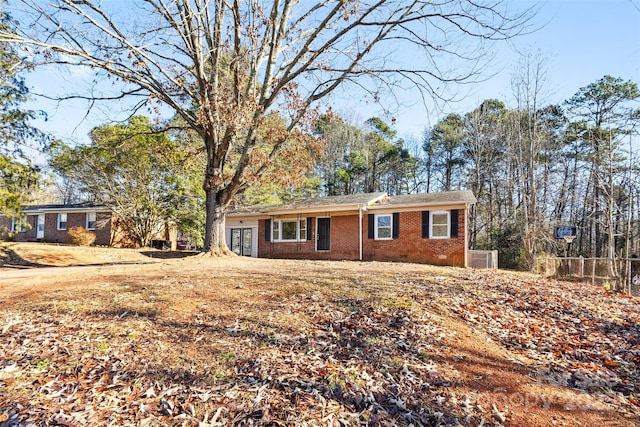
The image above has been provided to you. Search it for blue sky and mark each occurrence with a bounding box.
[25,0,640,147]
[388,0,640,138]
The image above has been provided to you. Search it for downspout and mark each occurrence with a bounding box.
[464,203,470,267]
[359,205,367,261]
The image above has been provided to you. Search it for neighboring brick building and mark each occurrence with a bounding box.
[0,203,177,248]
[0,203,178,249]
[225,191,476,267]
[0,203,114,245]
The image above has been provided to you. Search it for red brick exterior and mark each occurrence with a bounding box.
[1,211,113,246]
[363,210,466,266]
[258,209,467,267]
[0,215,11,239]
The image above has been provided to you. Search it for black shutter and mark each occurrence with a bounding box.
[422,211,430,238]
[265,219,271,242]
[392,212,400,239]
[307,217,313,240]
[450,209,459,238]
[368,214,374,239]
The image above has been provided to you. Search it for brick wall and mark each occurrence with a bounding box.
[0,215,12,240]
[257,215,361,260]
[258,217,318,259]
[21,215,37,241]
[362,210,466,267]
[43,212,80,244]
[257,209,467,266]
[94,212,113,245]
[0,215,36,242]
[1,211,113,246]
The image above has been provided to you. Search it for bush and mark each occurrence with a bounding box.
[68,226,96,246]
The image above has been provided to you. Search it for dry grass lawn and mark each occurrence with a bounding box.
[0,242,638,426]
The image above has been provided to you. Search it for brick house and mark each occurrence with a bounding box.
[0,203,177,248]
[0,203,114,245]
[225,190,476,267]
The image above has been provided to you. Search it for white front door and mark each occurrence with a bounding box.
[37,214,45,239]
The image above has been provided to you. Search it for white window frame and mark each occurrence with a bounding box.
[57,213,67,231]
[11,215,27,233]
[86,212,96,230]
[272,218,307,242]
[430,211,450,239]
[374,214,393,240]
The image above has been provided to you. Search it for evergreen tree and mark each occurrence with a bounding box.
[49,116,205,247]
[0,5,44,213]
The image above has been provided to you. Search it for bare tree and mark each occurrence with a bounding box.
[463,99,508,248]
[1,0,534,254]
[507,51,551,268]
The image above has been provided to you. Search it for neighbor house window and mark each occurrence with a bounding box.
[57,213,67,230]
[86,212,96,230]
[272,219,306,242]
[375,214,392,240]
[431,212,449,238]
[11,215,27,232]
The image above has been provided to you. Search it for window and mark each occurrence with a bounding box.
[299,219,306,240]
[86,212,96,230]
[272,219,306,242]
[431,212,449,238]
[375,214,392,240]
[57,213,67,230]
[282,220,297,240]
[11,215,27,232]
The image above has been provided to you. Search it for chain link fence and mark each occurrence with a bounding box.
[534,256,640,295]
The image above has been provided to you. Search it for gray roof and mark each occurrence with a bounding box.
[376,190,476,206]
[228,190,475,216]
[276,192,386,210]
[22,202,110,213]
[228,192,386,216]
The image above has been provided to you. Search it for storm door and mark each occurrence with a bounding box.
[36,214,45,239]
[316,218,330,251]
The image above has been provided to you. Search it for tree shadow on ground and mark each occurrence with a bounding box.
[140,250,200,259]
[0,248,47,268]
[0,247,160,269]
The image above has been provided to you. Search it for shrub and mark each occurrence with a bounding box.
[68,226,96,246]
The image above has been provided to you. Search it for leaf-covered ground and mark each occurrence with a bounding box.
[0,247,638,426]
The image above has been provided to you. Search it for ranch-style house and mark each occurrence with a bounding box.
[225,190,476,267]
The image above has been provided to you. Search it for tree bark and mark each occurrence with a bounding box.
[203,186,230,255]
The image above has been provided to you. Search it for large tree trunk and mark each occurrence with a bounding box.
[203,187,231,255]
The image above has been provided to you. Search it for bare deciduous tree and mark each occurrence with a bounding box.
[1,0,534,253]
